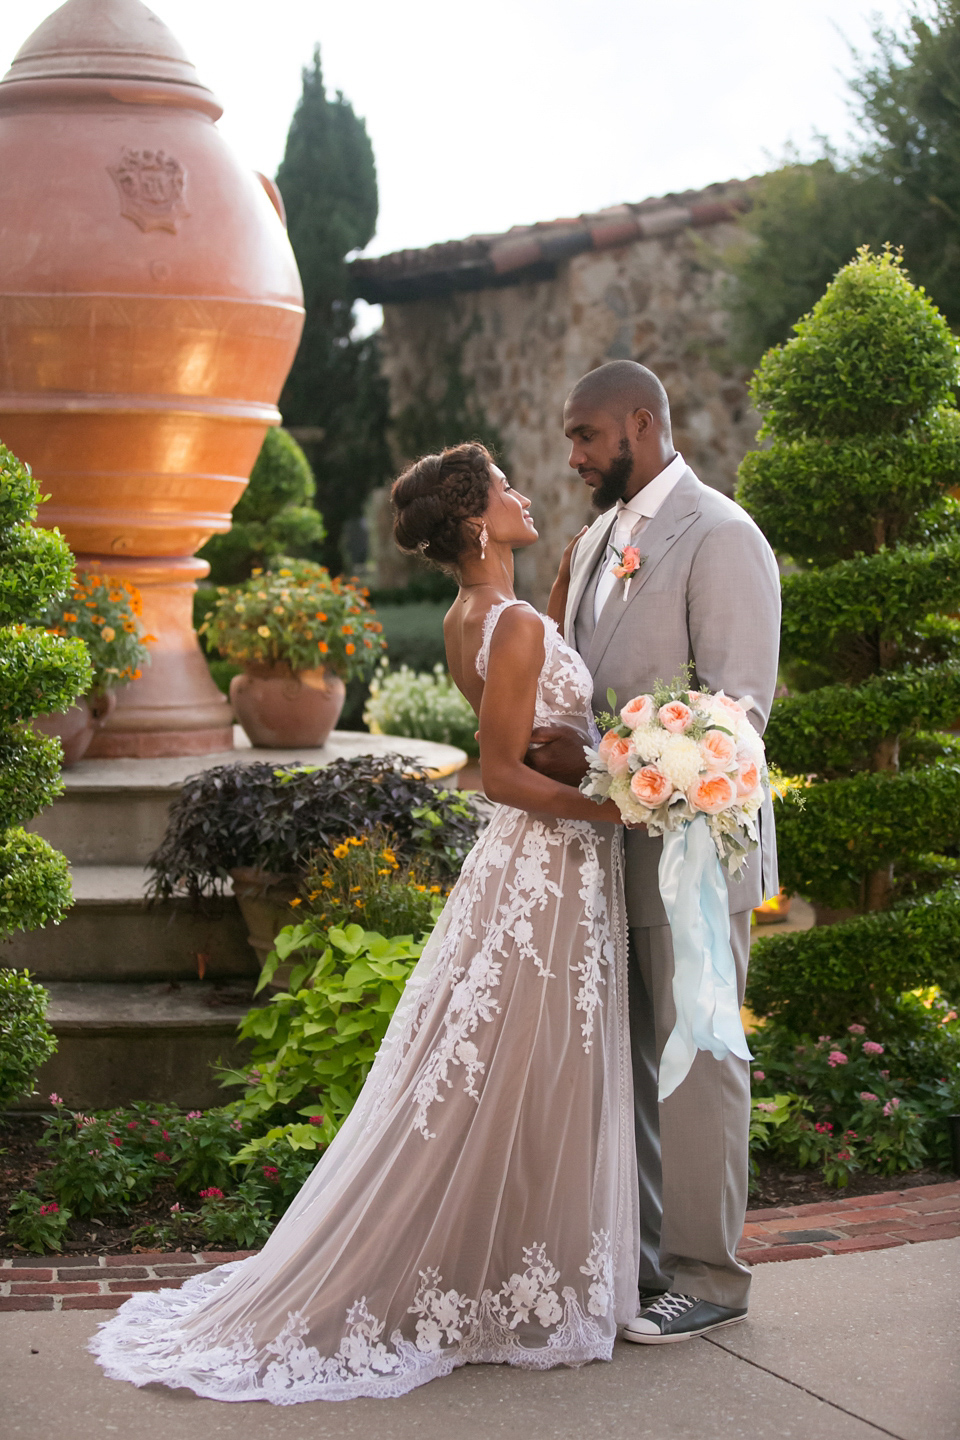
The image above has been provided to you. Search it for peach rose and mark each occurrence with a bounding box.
[687,772,736,814]
[621,694,654,729]
[630,766,673,808]
[658,701,692,733]
[598,730,633,777]
[700,729,737,770]
[735,759,760,797]
[712,693,746,721]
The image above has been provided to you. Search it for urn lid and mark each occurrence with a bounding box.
[2,0,214,97]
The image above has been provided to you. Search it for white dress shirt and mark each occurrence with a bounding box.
[593,451,686,623]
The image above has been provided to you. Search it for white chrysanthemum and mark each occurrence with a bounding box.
[609,773,651,824]
[657,733,703,792]
[630,724,665,764]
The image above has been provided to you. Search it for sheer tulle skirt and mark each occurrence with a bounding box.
[90,804,640,1404]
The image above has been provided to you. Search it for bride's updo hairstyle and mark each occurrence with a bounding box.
[391,442,493,570]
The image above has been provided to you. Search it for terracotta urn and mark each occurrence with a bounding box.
[229,665,347,749]
[32,690,116,767]
[0,0,304,757]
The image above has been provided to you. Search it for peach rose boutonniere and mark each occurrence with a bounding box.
[610,544,642,599]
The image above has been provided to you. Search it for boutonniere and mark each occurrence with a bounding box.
[610,545,642,600]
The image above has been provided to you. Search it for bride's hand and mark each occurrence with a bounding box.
[555,526,587,589]
[545,526,588,627]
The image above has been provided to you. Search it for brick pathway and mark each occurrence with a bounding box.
[1,1180,958,1311]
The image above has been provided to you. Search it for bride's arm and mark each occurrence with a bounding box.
[545,526,587,628]
[479,606,621,823]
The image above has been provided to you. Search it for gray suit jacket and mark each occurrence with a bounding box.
[565,466,781,925]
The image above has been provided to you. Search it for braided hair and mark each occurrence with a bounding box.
[391,443,493,570]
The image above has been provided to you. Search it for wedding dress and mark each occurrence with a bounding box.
[90,601,640,1404]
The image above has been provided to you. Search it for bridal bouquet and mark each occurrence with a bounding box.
[583,674,766,1100]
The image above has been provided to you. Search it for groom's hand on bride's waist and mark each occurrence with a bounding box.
[525,725,590,786]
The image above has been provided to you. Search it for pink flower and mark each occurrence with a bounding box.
[658,701,693,733]
[735,759,760,797]
[863,1041,885,1056]
[712,692,748,722]
[170,1203,182,1214]
[621,694,654,729]
[845,1130,857,1139]
[631,766,673,808]
[859,1091,879,1103]
[752,1070,766,1081]
[836,1149,853,1162]
[700,729,737,770]
[757,1102,777,1113]
[126,1121,138,1130]
[687,772,736,815]
[199,1187,224,1200]
[944,1011,957,1023]
[110,1138,122,1148]
[39,1203,59,1216]
[598,730,632,777]
[611,545,642,580]
[827,1050,848,1067]
[231,1119,243,1131]
[262,1165,279,1182]
[308,1114,325,1126]
[186,1111,203,1119]
[814,1121,834,1134]
[880,1069,890,1079]
[848,1024,866,1034]
[882,1098,901,1116]
[48,1093,62,1106]
[149,1118,160,1127]
[153,1151,170,1164]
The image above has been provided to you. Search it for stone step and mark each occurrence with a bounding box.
[28,728,467,866]
[27,981,260,1111]
[6,866,257,984]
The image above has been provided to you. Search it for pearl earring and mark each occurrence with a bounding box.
[479,523,489,561]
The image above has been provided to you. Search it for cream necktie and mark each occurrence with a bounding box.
[593,508,639,624]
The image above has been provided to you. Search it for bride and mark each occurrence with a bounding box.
[90,442,641,1404]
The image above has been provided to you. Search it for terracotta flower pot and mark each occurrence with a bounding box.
[229,866,300,989]
[32,689,117,767]
[229,665,346,749]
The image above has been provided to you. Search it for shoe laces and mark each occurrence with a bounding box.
[645,1292,698,1322]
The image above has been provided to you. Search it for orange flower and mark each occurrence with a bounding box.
[341,625,353,635]
[318,641,329,654]
[631,766,673,807]
[598,730,632,777]
[687,772,736,815]
[700,729,736,770]
[345,642,356,655]
[315,612,327,622]
[735,759,760,797]
[62,612,78,623]
[132,669,142,681]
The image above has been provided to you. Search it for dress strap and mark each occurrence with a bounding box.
[476,599,539,680]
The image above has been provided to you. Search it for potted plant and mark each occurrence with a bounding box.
[147,754,482,979]
[37,571,155,766]
[200,559,386,748]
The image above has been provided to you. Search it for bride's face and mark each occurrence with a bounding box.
[483,465,538,549]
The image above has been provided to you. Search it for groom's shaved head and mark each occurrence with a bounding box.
[564,361,677,508]
[568,361,671,431]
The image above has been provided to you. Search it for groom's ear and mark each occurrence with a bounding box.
[630,407,655,442]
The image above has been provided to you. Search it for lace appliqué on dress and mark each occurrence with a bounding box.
[89,1234,615,1405]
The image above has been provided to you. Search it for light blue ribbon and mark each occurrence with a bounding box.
[657,814,753,1102]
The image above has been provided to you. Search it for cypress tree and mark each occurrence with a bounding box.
[276,47,390,572]
[739,249,960,1035]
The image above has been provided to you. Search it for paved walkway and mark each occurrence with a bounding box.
[3,1179,958,1312]
[1,1237,957,1440]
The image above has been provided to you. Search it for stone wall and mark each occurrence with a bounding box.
[366,207,759,607]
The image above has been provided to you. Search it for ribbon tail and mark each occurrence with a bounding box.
[657,815,752,1103]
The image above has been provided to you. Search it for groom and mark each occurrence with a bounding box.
[530,360,781,1342]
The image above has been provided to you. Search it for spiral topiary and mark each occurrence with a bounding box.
[738,248,960,1034]
[0,442,91,938]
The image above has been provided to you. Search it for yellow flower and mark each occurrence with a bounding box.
[273,606,285,615]
[321,877,333,889]
[251,568,263,577]
[333,844,350,860]
[256,591,267,600]
[101,626,115,642]
[235,603,246,614]
[257,625,270,638]
[278,568,293,577]
[289,897,302,907]
[350,885,362,893]
[429,885,441,894]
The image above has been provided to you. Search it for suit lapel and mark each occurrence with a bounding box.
[564,510,616,645]
[586,469,702,672]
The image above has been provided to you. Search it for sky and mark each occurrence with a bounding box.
[3,0,912,263]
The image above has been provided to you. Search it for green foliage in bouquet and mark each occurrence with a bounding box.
[199,558,385,681]
[364,661,480,757]
[198,428,326,586]
[739,249,960,1031]
[0,442,90,939]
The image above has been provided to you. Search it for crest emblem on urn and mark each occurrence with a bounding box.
[108,148,189,233]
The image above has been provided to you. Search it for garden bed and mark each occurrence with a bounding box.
[1,1112,951,1259]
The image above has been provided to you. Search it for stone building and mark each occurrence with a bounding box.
[353,180,760,607]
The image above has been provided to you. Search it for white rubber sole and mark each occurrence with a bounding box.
[621,1311,748,1345]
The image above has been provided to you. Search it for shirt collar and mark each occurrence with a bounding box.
[617,451,686,522]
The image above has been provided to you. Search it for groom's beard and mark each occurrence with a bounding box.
[590,438,635,510]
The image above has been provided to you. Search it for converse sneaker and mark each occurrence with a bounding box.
[622,1291,748,1344]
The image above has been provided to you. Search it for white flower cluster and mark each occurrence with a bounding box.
[364,663,479,756]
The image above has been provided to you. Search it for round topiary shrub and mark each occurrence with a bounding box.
[198,427,326,585]
[0,442,91,940]
[738,248,960,1034]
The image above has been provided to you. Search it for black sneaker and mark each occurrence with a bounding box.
[622,1292,748,1344]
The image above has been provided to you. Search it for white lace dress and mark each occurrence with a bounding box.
[90,601,640,1404]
